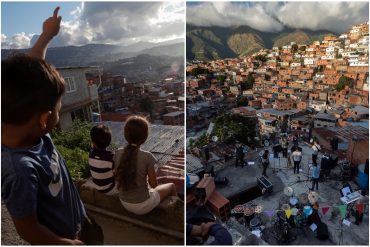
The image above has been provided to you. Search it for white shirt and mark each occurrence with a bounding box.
[292,151,302,162]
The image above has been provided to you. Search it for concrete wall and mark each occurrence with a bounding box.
[58,68,92,107]
[347,138,369,167]
[59,111,73,130]
[77,179,184,234]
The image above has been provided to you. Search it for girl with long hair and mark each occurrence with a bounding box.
[115,116,177,215]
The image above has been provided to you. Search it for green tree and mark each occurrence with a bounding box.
[140,96,154,116]
[254,54,267,62]
[51,120,93,180]
[241,73,255,91]
[52,119,92,151]
[56,145,90,180]
[212,112,257,144]
[216,75,226,84]
[237,96,249,107]
[192,132,210,148]
[299,46,306,52]
[336,76,352,91]
[191,67,209,76]
[291,44,298,53]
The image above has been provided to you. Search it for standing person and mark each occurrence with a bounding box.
[354,193,368,225]
[115,116,177,215]
[311,141,321,164]
[89,125,116,195]
[292,148,303,174]
[293,134,299,148]
[262,150,270,177]
[1,7,100,244]
[235,144,244,168]
[311,161,320,191]
[280,136,288,158]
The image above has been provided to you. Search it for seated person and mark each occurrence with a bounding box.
[88,125,116,195]
[186,222,232,245]
[115,116,177,215]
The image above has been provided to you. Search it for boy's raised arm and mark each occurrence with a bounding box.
[29,7,62,60]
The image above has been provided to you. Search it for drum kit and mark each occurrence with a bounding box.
[232,204,244,219]
[244,207,255,225]
[281,186,319,228]
[241,205,264,231]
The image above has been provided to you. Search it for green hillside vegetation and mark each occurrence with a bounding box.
[187,25,336,61]
[272,30,312,47]
[227,33,265,57]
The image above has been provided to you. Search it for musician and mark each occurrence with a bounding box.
[261,150,270,177]
[311,142,321,164]
[310,161,320,191]
[292,148,302,174]
[280,136,288,158]
[354,194,368,225]
[186,222,232,245]
[235,144,244,168]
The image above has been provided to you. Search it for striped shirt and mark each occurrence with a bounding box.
[88,148,115,194]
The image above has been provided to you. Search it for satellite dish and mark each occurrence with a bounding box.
[284,186,294,197]
[212,136,218,142]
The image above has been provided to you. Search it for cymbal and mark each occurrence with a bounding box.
[299,193,308,204]
[255,205,263,214]
[244,207,254,216]
[284,186,294,197]
[234,205,244,213]
[308,191,320,204]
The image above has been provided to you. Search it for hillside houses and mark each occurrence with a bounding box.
[186,22,369,167]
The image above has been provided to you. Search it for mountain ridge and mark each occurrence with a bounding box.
[1,41,184,67]
[187,24,337,61]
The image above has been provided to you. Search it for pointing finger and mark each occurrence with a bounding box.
[53,6,60,18]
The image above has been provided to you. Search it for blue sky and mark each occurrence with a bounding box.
[1,1,185,49]
[2,2,79,36]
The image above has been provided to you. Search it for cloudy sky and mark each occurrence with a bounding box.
[2,1,185,49]
[187,1,369,33]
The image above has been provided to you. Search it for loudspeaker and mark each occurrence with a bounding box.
[316,222,329,241]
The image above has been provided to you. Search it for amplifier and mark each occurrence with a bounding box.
[257,176,273,193]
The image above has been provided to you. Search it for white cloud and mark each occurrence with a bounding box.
[71,2,184,45]
[275,2,369,33]
[187,2,369,33]
[1,32,33,49]
[5,1,185,48]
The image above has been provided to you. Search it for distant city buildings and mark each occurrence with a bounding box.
[91,71,185,125]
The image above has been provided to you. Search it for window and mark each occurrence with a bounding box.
[64,77,77,93]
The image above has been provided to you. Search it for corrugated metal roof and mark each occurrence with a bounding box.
[186,154,203,174]
[328,125,369,141]
[102,121,184,166]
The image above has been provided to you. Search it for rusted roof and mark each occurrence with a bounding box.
[102,121,184,165]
